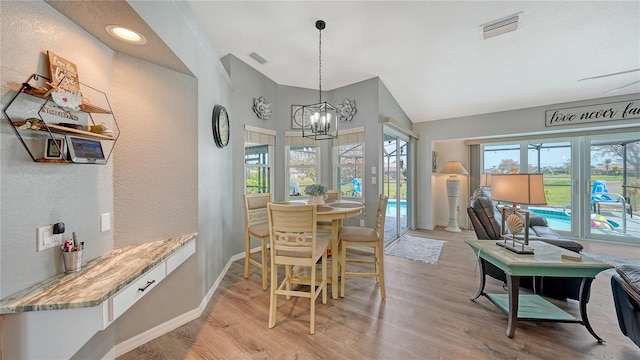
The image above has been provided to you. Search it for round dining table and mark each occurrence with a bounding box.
[277,199,364,299]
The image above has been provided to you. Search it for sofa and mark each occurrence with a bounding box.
[467,191,584,300]
[611,265,640,348]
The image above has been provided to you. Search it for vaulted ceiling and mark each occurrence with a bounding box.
[47,1,640,123]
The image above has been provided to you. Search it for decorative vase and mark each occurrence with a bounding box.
[307,195,325,205]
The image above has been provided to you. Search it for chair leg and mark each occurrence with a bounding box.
[268,253,278,329]
[310,260,316,335]
[261,239,268,290]
[244,233,251,279]
[340,242,347,298]
[285,265,292,300]
[322,251,328,304]
[377,244,386,299]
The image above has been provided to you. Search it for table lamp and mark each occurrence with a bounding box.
[490,173,546,254]
[479,173,492,188]
[440,161,468,232]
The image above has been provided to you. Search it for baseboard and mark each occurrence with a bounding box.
[109,251,246,358]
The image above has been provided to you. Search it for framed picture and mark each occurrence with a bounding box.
[291,105,311,129]
[44,138,65,159]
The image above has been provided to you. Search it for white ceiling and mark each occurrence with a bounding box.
[187,1,640,123]
[46,1,640,123]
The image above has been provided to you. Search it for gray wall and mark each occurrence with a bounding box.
[224,55,410,231]
[1,1,232,358]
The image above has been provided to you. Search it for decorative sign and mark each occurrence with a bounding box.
[47,51,80,93]
[291,105,312,129]
[545,99,639,127]
[252,96,272,120]
[337,98,357,122]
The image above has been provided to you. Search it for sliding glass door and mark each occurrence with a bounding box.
[482,133,638,244]
[383,130,411,246]
[587,136,639,242]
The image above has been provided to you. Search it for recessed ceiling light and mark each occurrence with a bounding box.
[106,25,147,45]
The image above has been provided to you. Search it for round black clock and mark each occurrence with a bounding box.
[212,105,229,148]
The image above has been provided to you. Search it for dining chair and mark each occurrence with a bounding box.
[339,194,389,298]
[267,203,329,334]
[243,193,272,290]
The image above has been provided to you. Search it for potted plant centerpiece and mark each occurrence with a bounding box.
[305,184,328,205]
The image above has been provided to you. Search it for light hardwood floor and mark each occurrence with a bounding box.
[119,228,640,359]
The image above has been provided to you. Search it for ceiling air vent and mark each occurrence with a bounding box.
[481,12,523,40]
[249,52,267,65]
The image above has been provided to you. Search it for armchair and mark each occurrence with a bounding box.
[611,265,640,348]
[467,193,584,300]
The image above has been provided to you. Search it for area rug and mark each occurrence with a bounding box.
[386,236,445,264]
[581,252,639,277]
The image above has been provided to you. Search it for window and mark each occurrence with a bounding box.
[244,127,275,194]
[336,142,364,198]
[334,129,365,199]
[286,146,320,198]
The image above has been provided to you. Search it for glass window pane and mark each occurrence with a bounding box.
[337,143,363,198]
[245,142,271,194]
[483,144,520,173]
[289,146,317,166]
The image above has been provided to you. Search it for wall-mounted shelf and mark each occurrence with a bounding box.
[3,73,119,164]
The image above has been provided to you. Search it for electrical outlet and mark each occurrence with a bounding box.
[36,225,56,252]
[360,219,365,227]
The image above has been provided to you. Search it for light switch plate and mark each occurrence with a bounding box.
[371,176,376,185]
[36,225,57,251]
[371,166,376,175]
[101,212,111,232]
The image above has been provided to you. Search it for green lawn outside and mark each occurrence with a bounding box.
[544,175,639,211]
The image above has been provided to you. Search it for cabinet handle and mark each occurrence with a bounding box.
[138,279,156,292]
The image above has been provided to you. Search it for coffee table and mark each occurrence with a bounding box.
[465,239,613,343]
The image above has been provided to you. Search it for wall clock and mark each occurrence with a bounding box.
[212,105,229,148]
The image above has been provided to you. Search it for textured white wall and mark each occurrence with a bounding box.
[112,54,198,248]
[0,0,115,298]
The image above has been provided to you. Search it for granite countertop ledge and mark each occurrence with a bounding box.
[0,233,197,314]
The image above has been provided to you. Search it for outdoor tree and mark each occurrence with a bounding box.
[602,158,612,175]
[498,159,519,173]
[597,142,640,177]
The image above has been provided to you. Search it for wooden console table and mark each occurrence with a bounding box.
[465,239,612,343]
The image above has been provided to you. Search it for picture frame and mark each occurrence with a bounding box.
[291,105,311,129]
[44,138,65,159]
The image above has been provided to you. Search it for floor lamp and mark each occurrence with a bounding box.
[440,161,468,232]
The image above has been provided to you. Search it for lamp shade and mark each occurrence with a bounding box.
[479,173,492,187]
[440,161,468,176]
[490,173,547,205]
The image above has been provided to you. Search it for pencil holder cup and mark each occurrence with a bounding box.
[62,250,83,273]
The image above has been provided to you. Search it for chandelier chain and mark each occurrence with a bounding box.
[318,25,322,102]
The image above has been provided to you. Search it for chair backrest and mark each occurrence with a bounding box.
[467,196,502,240]
[244,193,273,229]
[592,180,609,194]
[592,180,612,201]
[374,194,389,242]
[325,190,340,201]
[268,203,319,261]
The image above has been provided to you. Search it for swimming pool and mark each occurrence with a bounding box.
[386,199,407,217]
[529,208,571,231]
[529,207,619,231]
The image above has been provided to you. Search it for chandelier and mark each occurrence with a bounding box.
[302,20,338,141]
